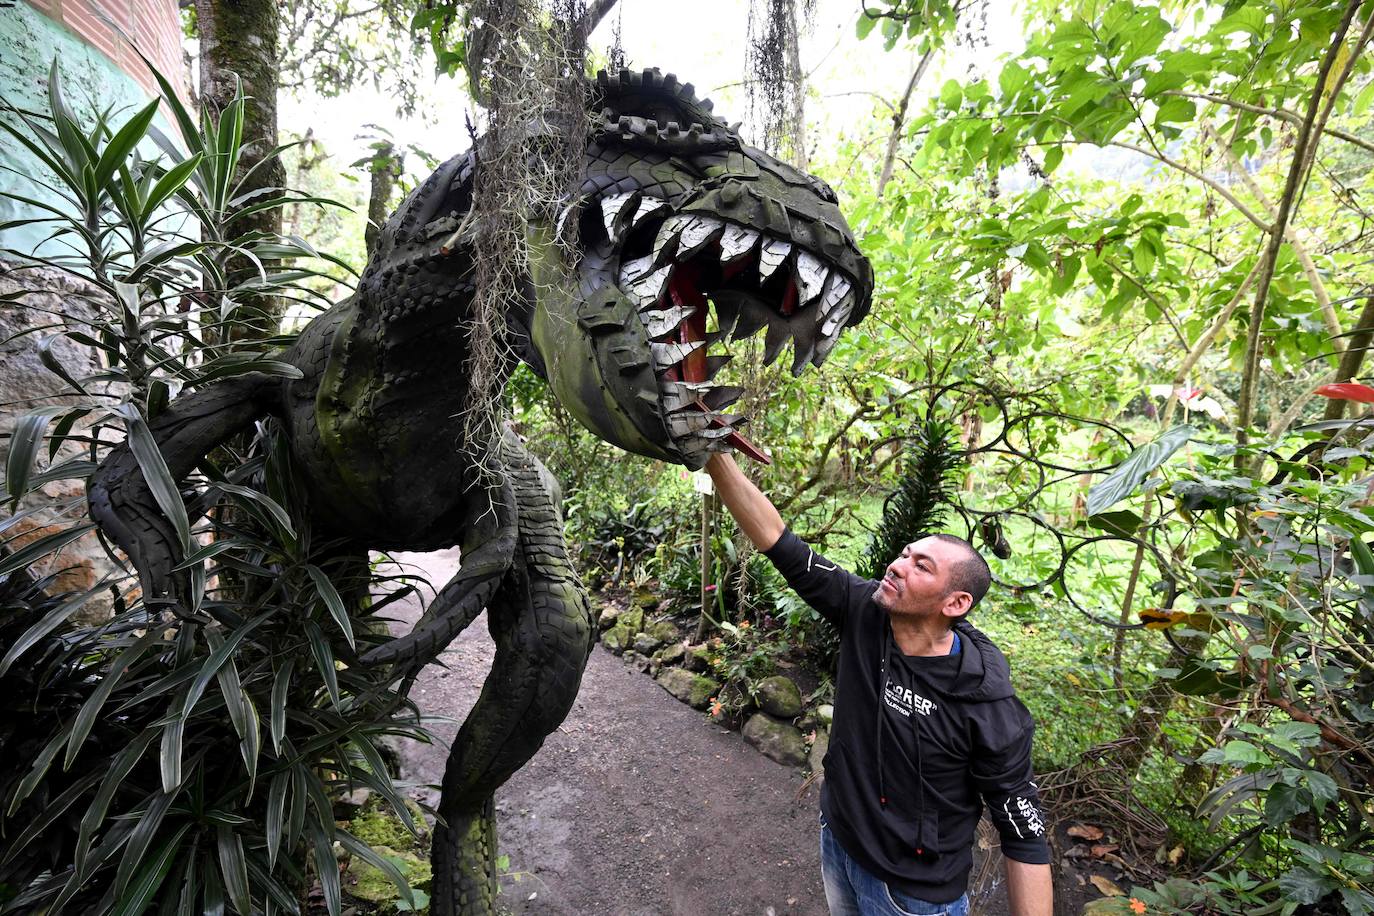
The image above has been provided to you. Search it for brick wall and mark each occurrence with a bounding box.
[24,0,189,102]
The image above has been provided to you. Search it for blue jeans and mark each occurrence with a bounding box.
[820,820,969,916]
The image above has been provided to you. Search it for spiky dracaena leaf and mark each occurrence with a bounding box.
[861,416,964,581]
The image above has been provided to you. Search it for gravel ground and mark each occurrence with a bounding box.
[382,549,828,916]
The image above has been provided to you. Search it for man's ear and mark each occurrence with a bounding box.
[942,591,972,619]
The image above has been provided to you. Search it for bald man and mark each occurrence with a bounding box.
[705,454,1052,916]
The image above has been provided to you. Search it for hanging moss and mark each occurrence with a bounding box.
[745,0,812,165]
[460,0,588,474]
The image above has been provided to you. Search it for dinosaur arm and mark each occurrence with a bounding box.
[88,374,279,615]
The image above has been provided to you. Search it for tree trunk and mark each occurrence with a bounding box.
[1114,4,1365,778]
[196,0,284,342]
[1321,295,1374,422]
[876,49,934,199]
[365,143,404,258]
[783,0,807,170]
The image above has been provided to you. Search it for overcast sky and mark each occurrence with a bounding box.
[277,0,1027,183]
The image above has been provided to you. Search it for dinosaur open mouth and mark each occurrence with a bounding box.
[598,193,860,464]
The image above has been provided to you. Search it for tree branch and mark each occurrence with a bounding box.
[578,0,620,40]
[1166,90,1374,156]
[1201,123,1342,350]
[1269,292,1374,434]
[1109,141,1272,232]
[1322,295,1374,421]
[1237,0,1364,466]
[876,48,935,198]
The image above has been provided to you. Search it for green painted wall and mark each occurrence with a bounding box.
[0,2,166,256]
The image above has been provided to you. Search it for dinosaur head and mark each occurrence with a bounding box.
[524,68,873,468]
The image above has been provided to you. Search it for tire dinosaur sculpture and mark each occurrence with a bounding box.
[88,68,873,914]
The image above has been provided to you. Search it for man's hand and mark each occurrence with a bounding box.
[1004,859,1052,916]
[703,453,785,551]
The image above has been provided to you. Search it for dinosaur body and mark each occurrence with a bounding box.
[88,68,872,914]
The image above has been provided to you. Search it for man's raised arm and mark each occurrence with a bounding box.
[704,453,785,551]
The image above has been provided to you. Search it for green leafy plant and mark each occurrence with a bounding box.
[862,414,963,580]
[0,59,423,914]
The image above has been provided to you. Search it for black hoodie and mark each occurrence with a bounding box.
[764,530,1049,904]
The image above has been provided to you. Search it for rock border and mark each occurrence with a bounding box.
[596,597,829,772]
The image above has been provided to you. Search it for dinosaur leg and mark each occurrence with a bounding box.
[430,430,594,915]
[87,374,279,613]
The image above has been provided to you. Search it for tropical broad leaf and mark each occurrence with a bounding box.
[1086,425,1195,517]
[1086,509,1141,537]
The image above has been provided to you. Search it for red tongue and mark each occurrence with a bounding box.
[666,264,772,465]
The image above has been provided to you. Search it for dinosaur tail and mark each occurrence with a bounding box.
[87,373,280,614]
[431,795,499,916]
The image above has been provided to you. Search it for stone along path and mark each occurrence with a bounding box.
[383,549,828,916]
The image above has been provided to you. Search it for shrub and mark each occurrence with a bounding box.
[0,60,424,914]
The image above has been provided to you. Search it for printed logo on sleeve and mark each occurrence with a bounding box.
[1003,796,1046,838]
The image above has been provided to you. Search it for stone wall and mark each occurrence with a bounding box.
[0,262,121,622]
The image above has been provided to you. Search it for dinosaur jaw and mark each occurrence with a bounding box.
[603,196,861,465]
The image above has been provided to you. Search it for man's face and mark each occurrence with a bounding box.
[872,536,972,621]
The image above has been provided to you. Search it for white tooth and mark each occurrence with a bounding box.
[819,275,852,318]
[653,214,691,262]
[758,239,792,280]
[618,254,654,285]
[820,292,855,337]
[676,216,724,259]
[627,264,672,304]
[719,225,760,263]
[668,411,714,436]
[659,381,692,409]
[556,202,576,240]
[813,333,840,365]
[600,191,639,243]
[796,252,827,306]
[652,340,707,367]
[632,196,670,227]
[662,381,708,398]
[642,305,694,337]
[661,382,694,411]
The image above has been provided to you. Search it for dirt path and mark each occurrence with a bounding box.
[384,550,828,916]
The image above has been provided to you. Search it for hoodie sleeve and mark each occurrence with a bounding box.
[762,529,876,630]
[970,699,1051,864]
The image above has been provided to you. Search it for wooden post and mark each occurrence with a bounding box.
[695,488,715,642]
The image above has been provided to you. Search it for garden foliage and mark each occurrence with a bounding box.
[0,62,425,913]
[507,0,1374,910]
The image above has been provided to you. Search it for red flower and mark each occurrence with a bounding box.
[1315,383,1374,403]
